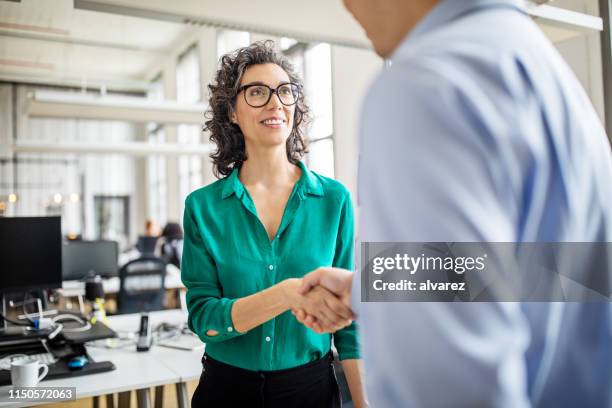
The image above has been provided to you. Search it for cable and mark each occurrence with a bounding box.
[0,312,32,327]
[22,293,38,325]
[52,314,92,333]
[86,333,136,350]
[47,323,63,340]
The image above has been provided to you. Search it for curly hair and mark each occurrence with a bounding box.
[204,40,310,178]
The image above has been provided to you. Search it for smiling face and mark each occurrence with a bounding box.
[231,63,296,150]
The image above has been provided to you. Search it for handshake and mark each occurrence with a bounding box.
[285,267,355,334]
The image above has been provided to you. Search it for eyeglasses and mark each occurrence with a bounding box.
[237,83,300,108]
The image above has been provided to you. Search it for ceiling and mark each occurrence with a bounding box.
[0,0,190,90]
[0,0,603,92]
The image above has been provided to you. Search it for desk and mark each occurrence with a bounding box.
[59,265,187,311]
[59,265,185,297]
[104,310,202,381]
[0,309,203,408]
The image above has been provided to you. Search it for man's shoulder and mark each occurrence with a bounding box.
[374,9,549,108]
[364,33,544,131]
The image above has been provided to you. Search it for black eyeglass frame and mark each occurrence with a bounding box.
[236,82,301,108]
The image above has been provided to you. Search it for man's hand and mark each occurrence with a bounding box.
[292,267,355,333]
[299,267,354,297]
[299,286,354,332]
[282,278,353,333]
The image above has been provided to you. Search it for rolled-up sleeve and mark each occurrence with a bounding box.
[331,192,361,360]
[181,196,245,344]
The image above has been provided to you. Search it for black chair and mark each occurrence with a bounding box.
[161,238,182,269]
[136,236,158,255]
[117,256,167,314]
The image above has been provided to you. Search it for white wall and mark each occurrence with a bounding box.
[331,46,382,200]
[553,0,606,124]
[0,85,12,158]
[0,84,14,213]
[197,27,219,188]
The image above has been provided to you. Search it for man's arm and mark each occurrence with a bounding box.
[349,57,531,407]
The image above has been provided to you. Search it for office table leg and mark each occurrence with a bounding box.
[136,388,151,408]
[93,395,99,408]
[118,391,131,408]
[179,289,187,312]
[106,393,116,408]
[176,382,189,408]
[154,385,164,408]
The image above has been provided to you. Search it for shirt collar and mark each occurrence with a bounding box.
[391,0,527,60]
[220,161,324,200]
[220,165,245,199]
[296,160,324,199]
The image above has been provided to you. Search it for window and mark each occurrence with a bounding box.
[176,45,203,209]
[283,42,335,178]
[217,30,251,58]
[94,195,130,249]
[147,75,167,226]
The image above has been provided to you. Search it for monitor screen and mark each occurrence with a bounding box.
[0,216,62,293]
[62,240,119,280]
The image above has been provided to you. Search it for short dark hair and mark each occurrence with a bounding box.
[204,40,310,178]
[161,222,183,240]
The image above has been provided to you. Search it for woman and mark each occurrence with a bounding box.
[159,222,183,268]
[182,40,366,407]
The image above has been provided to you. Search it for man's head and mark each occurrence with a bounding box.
[343,0,440,58]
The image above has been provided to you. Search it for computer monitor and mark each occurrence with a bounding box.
[62,240,119,281]
[0,216,63,293]
[136,236,158,255]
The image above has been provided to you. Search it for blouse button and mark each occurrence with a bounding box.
[268,264,274,271]
[265,336,271,342]
[227,327,233,332]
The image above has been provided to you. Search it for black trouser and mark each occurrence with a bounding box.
[191,352,342,408]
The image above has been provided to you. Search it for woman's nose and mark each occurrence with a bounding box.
[266,91,284,109]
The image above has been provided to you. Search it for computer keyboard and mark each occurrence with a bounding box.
[0,354,116,386]
[0,352,56,370]
[30,352,57,365]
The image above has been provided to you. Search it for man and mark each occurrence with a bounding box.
[296,0,612,406]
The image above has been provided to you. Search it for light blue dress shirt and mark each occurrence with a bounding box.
[355,0,612,407]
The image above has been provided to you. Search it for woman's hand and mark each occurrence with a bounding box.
[282,279,353,333]
[292,267,355,333]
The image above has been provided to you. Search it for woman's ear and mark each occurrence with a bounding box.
[230,110,238,125]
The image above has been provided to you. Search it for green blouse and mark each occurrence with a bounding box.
[181,161,360,371]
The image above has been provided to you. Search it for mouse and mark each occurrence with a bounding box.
[67,355,89,370]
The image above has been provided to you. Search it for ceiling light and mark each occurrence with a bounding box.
[26,90,207,125]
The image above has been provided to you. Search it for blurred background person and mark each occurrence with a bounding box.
[159,222,183,269]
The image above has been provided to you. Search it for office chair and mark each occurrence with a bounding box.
[161,238,182,269]
[117,257,167,315]
[136,236,158,256]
